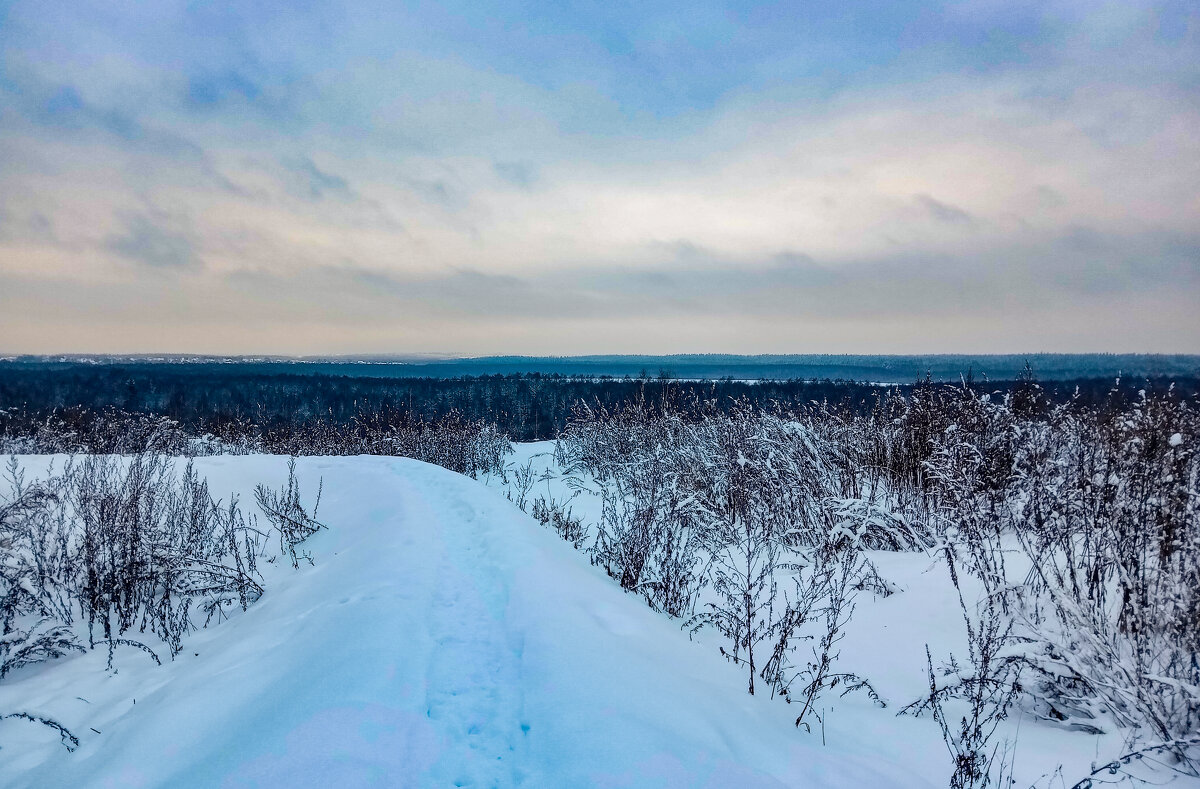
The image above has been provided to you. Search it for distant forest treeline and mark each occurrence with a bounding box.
[2,362,1198,442]
[5,352,1200,383]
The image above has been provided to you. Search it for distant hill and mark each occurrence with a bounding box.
[3,353,1199,382]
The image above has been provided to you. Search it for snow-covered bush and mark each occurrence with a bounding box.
[562,397,891,704]
[0,453,336,755]
[901,540,1024,789]
[530,495,587,549]
[0,454,272,672]
[0,406,513,479]
[553,377,1199,783]
[903,380,1199,778]
[255,458,325,569]
[562,400,708,617]
[0,408,193,456]
[1007,390,1199,759]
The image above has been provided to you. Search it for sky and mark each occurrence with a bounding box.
[0,1,1197,355]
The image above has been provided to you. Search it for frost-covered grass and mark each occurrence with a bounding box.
[496,439,1199,789]
[490,383,1200,789]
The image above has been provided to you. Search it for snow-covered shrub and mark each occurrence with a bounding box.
[530,495,587,549]
[826,497,931,552]
[902,541,1024,789]
[0,454,268,669]
[0,711,78,752]
[1008,390,1199,760]
[686,470,783,696]
[764,542,885,724]
[564,397,893,702]
[255,458,325,569]
[0,407,193,456]
[562,400,708,617]
[0,619,83,680]
[254,409,513,478]
[1,453,344,755]
[899,379,1200,776]
[558,375,1198,780]
[0,405,513,479]
[508,459,538,512]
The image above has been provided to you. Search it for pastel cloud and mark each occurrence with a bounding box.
[0,0,1197,353]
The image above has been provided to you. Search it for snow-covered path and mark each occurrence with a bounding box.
[1,456,929,788]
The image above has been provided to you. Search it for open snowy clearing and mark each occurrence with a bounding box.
[1,455,925,788]
[2,451,1192,788]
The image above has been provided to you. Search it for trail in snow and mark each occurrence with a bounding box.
[0,456,926,788]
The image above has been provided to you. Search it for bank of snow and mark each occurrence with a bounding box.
[0,456,924,788]
[493,442,1199,789]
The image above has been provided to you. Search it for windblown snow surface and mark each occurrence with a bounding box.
[0,453,1172,788]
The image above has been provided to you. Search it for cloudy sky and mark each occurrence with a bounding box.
[1,1,1197,354]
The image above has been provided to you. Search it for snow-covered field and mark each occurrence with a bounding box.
[0,451,1192,788]
[490,443,1166,789]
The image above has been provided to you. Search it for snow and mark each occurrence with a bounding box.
[491,442,1200,789]
[0,455,923,788]
[3,449,1194,788]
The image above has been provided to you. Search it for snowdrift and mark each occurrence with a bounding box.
[0,456,925,788]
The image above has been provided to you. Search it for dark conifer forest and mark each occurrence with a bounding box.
[2,360,1196,448]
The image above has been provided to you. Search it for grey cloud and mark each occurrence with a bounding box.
[186,71,263,110]
[226,264,530,317]
[1046,228,1200,296]
[0,209,55,245]
[5,225,1199,353]
[1034,185,1066,209]
[493,161,538,188]
[284,156,354,201]
[343,267,406,295]
[0,86,247,202]
[772,251,816,266]
[531,229,1190,323]
[535,228,1200,323]
[446,267,524,289]
[400,176,463,210]
[915,194,974,225]
[14,81,206,162]
[106,213,200,269]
